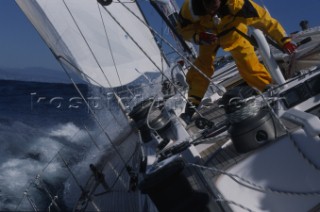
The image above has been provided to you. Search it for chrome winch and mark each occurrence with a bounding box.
[220,86,279,153]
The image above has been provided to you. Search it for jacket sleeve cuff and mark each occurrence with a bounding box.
[280,37,292,46]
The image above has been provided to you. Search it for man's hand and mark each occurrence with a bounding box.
[194,32,218,45]
[283,41,297,54]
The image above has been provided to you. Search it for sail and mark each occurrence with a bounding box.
[15,0,165,88]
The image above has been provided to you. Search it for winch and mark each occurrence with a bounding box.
[129,98,154,143]
[129,98,172,143]
[220,86,278,153]
[146,100,172,139]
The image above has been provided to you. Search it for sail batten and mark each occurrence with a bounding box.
[16,0,165,88]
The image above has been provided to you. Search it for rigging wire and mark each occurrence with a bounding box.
[60,0,194,118]
[108,0,136,3]
[62,0,134,113]
[61,0,115,89]
[98,1,162,100]
[13,97,130,211]
[67,75,128,165]
[115,1,226,117]
[97,3,123,87]
[35,176,61,212]
[15,149,63,211]
[100,4,194,112]
[24,192,39,212]
[55,54,160,104]
[62,0,168,110]
[84,124,101,150]
[61,0,138,167]
[14,119,92,211]
[55,53,164,118]
[94,136,141,196]
[58,152,85,193]
[119,0,225,95]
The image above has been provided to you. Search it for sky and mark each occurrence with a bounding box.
[0,0,62,70]
[0,0,319,71]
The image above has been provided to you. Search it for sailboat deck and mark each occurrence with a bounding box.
[186,101,245,168]
[186,98,302,179]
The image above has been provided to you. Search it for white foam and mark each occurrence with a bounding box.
[0,120,90,211]
[49,122,85,141]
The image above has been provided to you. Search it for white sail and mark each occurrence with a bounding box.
[15,0,165,88]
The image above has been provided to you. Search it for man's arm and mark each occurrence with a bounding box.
[176,0,199,42]
[231,0,291,47]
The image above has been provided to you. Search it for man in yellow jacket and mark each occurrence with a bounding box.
[177,0,296,121]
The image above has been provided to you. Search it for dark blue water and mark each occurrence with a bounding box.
[0,79,96,211]
[0,80,92,124]
[0,72,163,211]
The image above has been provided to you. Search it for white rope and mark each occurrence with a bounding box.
[188,163,320,196]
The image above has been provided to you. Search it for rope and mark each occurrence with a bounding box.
[188,163,320,197]
[215,198,255,212]
[289,133,320,171]
[225,97,260,124]
[255,88,320,172]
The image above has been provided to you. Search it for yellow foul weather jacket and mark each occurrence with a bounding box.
[177,0,291,104]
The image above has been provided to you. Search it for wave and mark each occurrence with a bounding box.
[0,79,96,211]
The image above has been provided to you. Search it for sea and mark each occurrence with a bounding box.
[0,68,164,211]
[0,78,95,211]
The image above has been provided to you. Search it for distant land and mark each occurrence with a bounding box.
[0,67,86,84]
